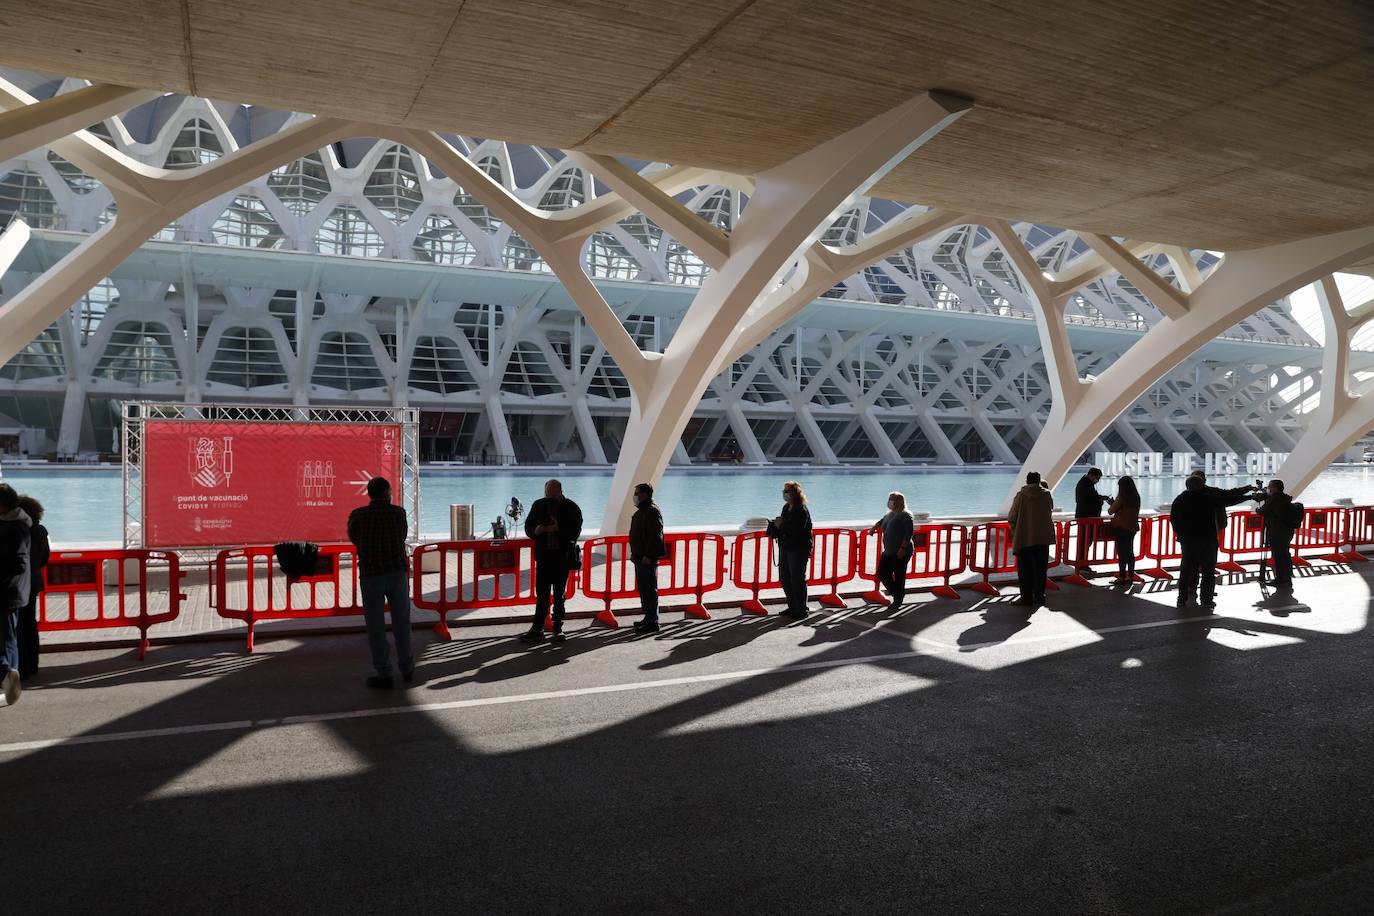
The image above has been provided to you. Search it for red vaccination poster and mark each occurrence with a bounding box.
[142,420,403,547]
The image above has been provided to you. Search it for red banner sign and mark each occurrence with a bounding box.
[142,420,403,547]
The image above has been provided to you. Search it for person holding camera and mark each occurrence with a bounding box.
[1253,479,1298,593]
[521,479,583,643]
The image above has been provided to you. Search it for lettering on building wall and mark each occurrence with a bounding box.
[1092,451,1290,477]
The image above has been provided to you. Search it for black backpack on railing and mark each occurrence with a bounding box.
[1284,501,1305,529]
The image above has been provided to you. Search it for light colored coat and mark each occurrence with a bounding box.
[1008,484,1055,552]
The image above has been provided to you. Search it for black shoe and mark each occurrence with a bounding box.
[633,620,660,633]
[1200,601,1217,610]
[782,608,809,620]
[888,600,903,609]
[366,675,395,690]
[519,629,545,643]
[1010,596,1031,606]
[401,668,415,684]
[551,630,567,643]
[1176,599,1188,609]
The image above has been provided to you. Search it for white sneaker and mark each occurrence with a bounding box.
[2,669,20,707]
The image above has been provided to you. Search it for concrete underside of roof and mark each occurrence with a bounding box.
[1,0,1372,255]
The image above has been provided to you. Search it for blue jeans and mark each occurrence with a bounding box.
[0,604,17,675]
[360,570,413,677]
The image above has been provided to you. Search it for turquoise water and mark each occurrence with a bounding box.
[8,465,1374,544]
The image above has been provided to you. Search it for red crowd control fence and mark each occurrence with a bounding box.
[964,522,1060,596]
[1139,515,1184,579]
[1059,518,1135,586]
[858,523,967,602]
[1218,511,1268,573]
[38,549,187,658]
[729,527,857,614]
[1342,505,1374,562]
[579,532,725,626]
[411,538,577,638]
[211,543,364,651]
[1292,506,1347,565]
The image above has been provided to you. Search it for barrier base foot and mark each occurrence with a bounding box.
[862,590,887,605]
[1292,557,1312,567]
[245,626,256,653]
[1346,551,1369,562]
[742,599,768,616]
[932,585,961,601]
[594,609,620,628]
[1217,561,1245,573]
[819,593,847,609]
[138,636,150,660]
[970,581,1000,596]
[1063,574,1093,588]
[1141,568,1172,580]
[434,618,453,641]
[1045,578,1060,591]
[683,603,711,620]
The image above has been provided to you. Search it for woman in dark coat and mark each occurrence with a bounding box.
[767,480,814,620]
[17,495,49,680]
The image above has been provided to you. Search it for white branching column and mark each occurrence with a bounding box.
[0,78,361,367]
[410,92,972,532]
[1275,276,1374,495]
[992,221,1374,513]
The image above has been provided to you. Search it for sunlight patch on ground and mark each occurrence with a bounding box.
[1204,628,1305,651]
[917,607,1104,672]
[146,722,372,798]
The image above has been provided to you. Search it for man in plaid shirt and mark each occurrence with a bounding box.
[347,476,413,689]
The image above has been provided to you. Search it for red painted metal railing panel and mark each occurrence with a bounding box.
[964,521,1060,595]
[410,538,576,639]
[857,523,967,601]
[729,527,857,614]
[211,543,364,651]
[38,549,186,658]
[579,532,725,626]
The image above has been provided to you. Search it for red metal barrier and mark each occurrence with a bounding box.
[858,523,966,601]
[1218,511,1267,573]
[1342,504,1374,562]
[729,527,857,614]
[38,549,186,658]
[1292,506,1347,564]
[212,543,365,651]
[964,522,1060,595]
[1060,518,1136,586]
[1140,515,1182,579]
[411,538,577,638]
[579,532,725,625]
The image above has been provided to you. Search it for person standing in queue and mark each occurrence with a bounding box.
[767,480,813,620]
[522,479,583,643]
[1169,476,1254,610]
[1008,472,1055,606]
[871,491,914,608]
[0,483,32,706]
[629,483,665,634]
[1108,476,1141,584]
[1254,479,1297,594]
[347,477,414,689]
[1073,467,1111,568]
[16,495,48,681]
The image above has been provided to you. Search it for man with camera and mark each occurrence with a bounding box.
[1253,479,1299,594]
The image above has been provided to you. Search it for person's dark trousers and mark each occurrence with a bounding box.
[1178,537,1219,605]
[877,553,906,605]
[1114,530,1136,577]
[360,569,413,677]
[0,604,18,677]
[1270,534,1294,588]
[778,549,809,613]
[533,555,571,630]
[635,558,660,624]
[1016,544,1049,601]
[17,595,38,678]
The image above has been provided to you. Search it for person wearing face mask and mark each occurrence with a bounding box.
[767,480,814,620]
[628,482,666,633]
[870,491,914,608]
[521,479,583,643]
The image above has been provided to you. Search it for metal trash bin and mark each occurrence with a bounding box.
[450,504,474,540]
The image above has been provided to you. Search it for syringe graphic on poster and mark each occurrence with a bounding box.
[222,437,234,485]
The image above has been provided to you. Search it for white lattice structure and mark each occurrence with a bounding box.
[2,73,1374,529]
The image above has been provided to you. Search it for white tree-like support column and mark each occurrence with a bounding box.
[409,93,971,531]
[1275,276,1374,495]
[993,222,1374,512]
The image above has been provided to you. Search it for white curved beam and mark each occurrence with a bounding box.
[0,82,159,163]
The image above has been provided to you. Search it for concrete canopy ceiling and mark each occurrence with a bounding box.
[1,0,1372,252]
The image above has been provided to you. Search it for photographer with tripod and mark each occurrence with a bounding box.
[1253,479,1300,595]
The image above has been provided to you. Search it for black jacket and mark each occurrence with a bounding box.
[1255,491,1297,541]
[767,502,813,555]
[1075,475,1108,518]
[628,501,665,563]
[0,507,32,609]
[525,496,583,561]
[28,522,49,597]
[1170,486,1252,541]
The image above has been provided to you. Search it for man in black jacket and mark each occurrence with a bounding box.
[521,479,582,643]
[347,477,413,690]
[1074,468,1110,518]
[628,483,666,633]
[1254,479,1297,593]
[0,483,31,706]
[1169,476,1256,610]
